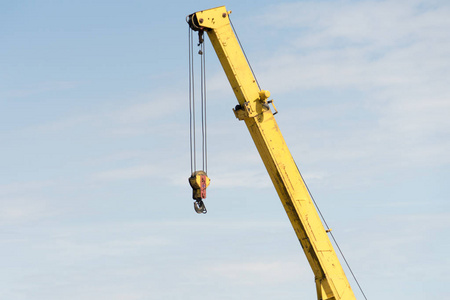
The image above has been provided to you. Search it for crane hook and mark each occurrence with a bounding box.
[189,171,210,214]
[194,200,207,214]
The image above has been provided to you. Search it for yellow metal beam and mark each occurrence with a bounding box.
[188,6,357,300]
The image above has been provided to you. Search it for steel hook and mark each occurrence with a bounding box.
[194,200,207,214]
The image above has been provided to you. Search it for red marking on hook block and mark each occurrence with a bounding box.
[200,175,207,199]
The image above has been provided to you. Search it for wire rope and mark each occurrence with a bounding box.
[188,28,196,173]
[201,41,208,173]
[230,17,261,90]
[189,27,208,175]
[188,27,193,174]
[296,164,368,300]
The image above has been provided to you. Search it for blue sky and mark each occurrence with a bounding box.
[1,0,449,299]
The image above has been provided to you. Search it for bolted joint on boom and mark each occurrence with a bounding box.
[187,6,231,32]
[233,89,277,120]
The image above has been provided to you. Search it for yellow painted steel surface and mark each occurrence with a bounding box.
[188,6,357,300]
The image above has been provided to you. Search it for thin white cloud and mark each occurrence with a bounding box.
[82,150,148,166]
[115,93,182,124]
[91,164,158,181]
[344,212,450,283]
[20,89,186,137]
[208,260,309,286]
[0,180,59,224]
[0,180,55,196]
[2,81,78,99]
[23,113,97,134]
[238,0,450,178]
[0,196,57,225]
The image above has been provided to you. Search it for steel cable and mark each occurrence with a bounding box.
[297,165,368,300]
[189,27,208,174]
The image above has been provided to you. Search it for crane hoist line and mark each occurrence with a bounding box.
[187,6,367,300]
[188,22,209,214]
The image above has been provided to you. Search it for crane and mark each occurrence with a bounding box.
[187,6,359,300]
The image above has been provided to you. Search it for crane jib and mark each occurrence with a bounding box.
[186,6,366,300]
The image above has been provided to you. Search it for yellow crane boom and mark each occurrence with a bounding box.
[188,6,357,300]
